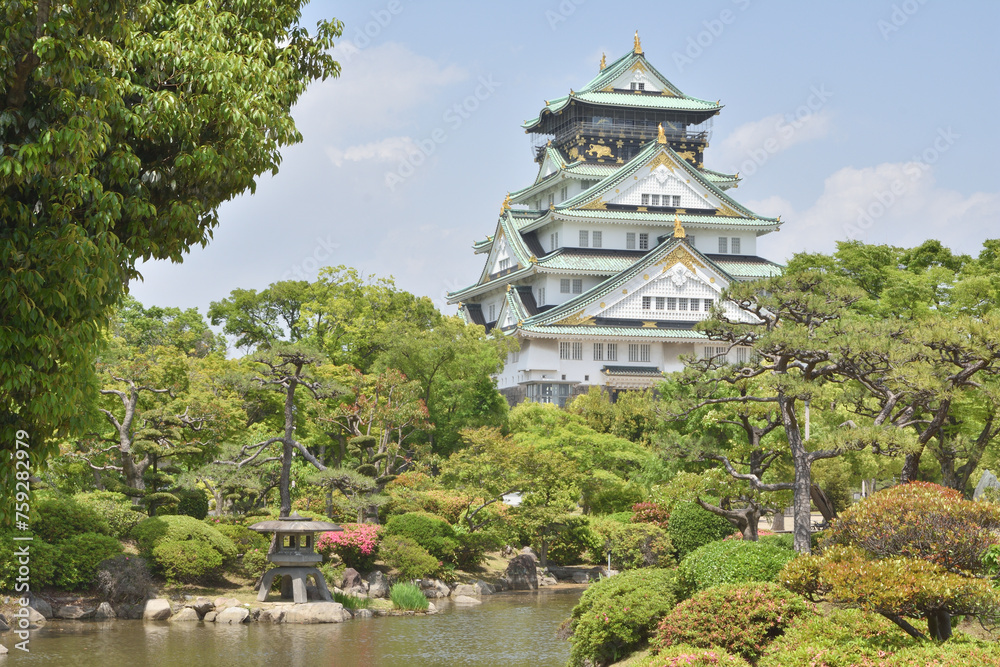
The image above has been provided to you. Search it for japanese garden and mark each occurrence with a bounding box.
[3,2,1000,666]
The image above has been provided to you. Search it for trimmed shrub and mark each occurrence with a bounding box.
[384,512,458,563]
[666,502,734,560]
[74,491,146,539]
[758,609,917,667]
[875,634,1000,666]
[389,582,429,610]
[152,539,225,583]
[316,523,381,571]
[32,495,111,542]
[568,568,680,667]
[452,529,496,569]
[654,582,813,663]
[678,539,797,597]
[635,646,751,666]
[542,516,602,566]
[213,523,270,554]
[758,532,794,550]
[241,547,270,579]
[54,532,124,590]
[589,481,647,515]
[0,534,57,591]
[94,555,155,604]
[592,519,674,570]
[380,534,441,580]
[133,514,237,565]
[175,488,209,520]
[631,501,671,530]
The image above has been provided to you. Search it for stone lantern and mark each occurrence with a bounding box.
[249,513,342,604]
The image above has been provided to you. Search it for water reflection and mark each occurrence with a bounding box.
[1,589,582,667]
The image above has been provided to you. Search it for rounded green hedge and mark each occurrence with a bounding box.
[0,533,58,590]
[153,539,225,583]
[54,532,124,590]
[133,514,237,575]
[568,568,680,667]
[384,512,458,563]
[666,502,733,560]
[380,534,440,580]
[758,609,915,667]
[213,522,270,554]
[74,491,146,539]
[591,519,674,570]
[33,495,111,542]
[541,516,601,566]
[678,539,797,597]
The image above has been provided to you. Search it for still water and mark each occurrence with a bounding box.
[2,588,583,667]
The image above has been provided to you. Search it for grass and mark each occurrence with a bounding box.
[333,591,372,610]
[389,582,429,611]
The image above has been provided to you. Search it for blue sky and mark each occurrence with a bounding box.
[131,0,1000,316]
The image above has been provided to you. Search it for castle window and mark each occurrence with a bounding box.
[630,82,645,91]
[678,298,688,311]
[560,279,570,293]
[650,194,660,206]
[642,296,651,310]
[592,231,602,248]
[499,258,510,271]
[559,342,571,359]
[639,233,649,250]
[641,194,650,206]
[593,343,603,361]
[607,343,618,361]
[671,195,681,206]
[538,287,545,306]
[667,297,677,310]
[718,237,728,253]
[656,297,665,310]
[628,344,651,362]
[572,342,583,359]
[572,279,583,294]
[626,233,636,250]
[550,232,558,250]
[704,298,713,310]
[560,186,568,200]
[731,237,741,254]
[489,304,495,321]
[736,347,749,365]
[690,298,700,312]
[579,230,589,247]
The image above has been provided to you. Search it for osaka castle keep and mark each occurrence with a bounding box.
[447,34,783,407]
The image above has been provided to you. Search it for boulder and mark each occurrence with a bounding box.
[94,602,116,621]
[452,595,482,606]
[55,605,96,620]
[143,598,172,621]
[572,571,590,584]
[215,607,250,624]
[419,579,451,599]
[191,597,214,616]
[450,584,478,597]
[29,596,52,619]
[366,571,390,599]
[170,607,201,622]
[113,603,144,620]
[28,607,46,629]
[283,602,351,624]
[519,546,539,563]
[538,574,558,587]
[213,597,242,611]
[0,613,9,632]
[352,608,374,619]
[0,643,7,655]
[258,608,286,624]
[341,568,363,590]
[203,611,217,622]
[505,554,538,590]
[474,581,496,595]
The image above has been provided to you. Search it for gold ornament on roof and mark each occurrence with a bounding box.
[500,193,511,213]
[633,31,643,54]
[656,123,666,145]
[673,213,686,239]
[600,53,606,71]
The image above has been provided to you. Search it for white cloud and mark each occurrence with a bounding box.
[296,42,468,134]
[325,136,419,167]
[715,109,833,175]
[753,162,1000,262]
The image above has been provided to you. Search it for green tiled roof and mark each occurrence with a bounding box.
[551,209,779,227]
[519,324,707,339]
[712,260,784,278]
[564,163,620,177]
[537,251,637,274]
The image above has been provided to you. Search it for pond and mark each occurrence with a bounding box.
[2,588,583,667]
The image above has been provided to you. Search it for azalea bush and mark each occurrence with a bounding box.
[654,582,813,663]
[568,568,680,667]
[637,646,751,666]
[631,501,671,530]
[316,523,381,571]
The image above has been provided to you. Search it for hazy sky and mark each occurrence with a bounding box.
[130,0,1000,317]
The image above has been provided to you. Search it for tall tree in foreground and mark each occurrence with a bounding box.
[1,1,342,522]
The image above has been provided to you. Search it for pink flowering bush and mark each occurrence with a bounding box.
[316,523,381,571]
[654,582,813,663]
[638,645,750,666]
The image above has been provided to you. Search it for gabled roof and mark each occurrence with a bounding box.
[522,48,722,131]
[476,209,536,285]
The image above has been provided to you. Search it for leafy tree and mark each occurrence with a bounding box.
[207,281,311,351]
[1,1,341,522]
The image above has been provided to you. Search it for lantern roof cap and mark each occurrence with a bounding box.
[248,513,343,533]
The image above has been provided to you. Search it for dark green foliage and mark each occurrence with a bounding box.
[241,548,270,579]
[540,516,601,566]
[568,568,680,667]
[152,539,225,583]
[0,534,57,591]
[133,514,237,565]
[74,491,146,539]
[384,512,458,563]
[213,523,270,554]
[389,582,429,611]
[94,555,155,604]
[380,534,440,580]
[758,609,916,667]
[53,532,124,590]
[32,495,110,542]
[666,502,734,560]
[453,530,496,569]
[655,583,813,662]
[589,482,647,515]
[591,519,674,570]
[175,489,209,520]
[678,539,797,597]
